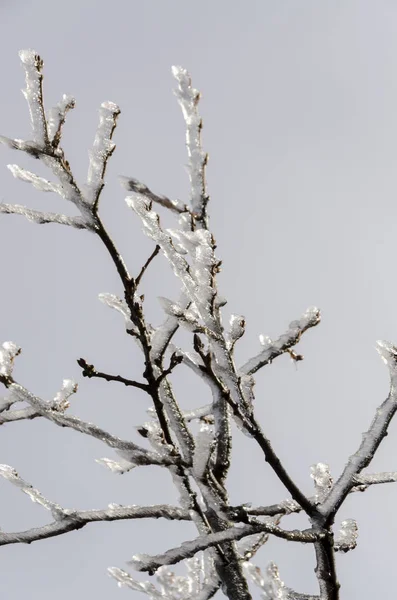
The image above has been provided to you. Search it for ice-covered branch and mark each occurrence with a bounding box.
[3,381,177,468]
[172,66,208,222]
[130,524,323,573]
[120,176,188,214]
[19,50,49,146]
[47,94,75,147]
[0,464,65,518]
[0,203,88,228]
[319,340,397,522]
[0,504,190,547]
[86,101,120,208]
[240,307,321,376]
[8,164,62,194]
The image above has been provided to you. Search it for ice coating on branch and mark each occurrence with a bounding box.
[310,463,333,502]
[0,464,64,517]
[0,342,21,377]
[8,164,62,194]
[192,423,214,478]
[172,66,208,217]
[0,203,88,229]
[47,94,75,146]
[241,306,321,375]
[334,519,358,552]
[243,561,288,599]
[19,49,48,146]
[53,379,77,411]
[86,101,120,206]
[98,293,135,331]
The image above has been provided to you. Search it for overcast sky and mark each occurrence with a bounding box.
[1,1,397,598]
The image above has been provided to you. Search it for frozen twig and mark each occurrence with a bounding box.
[47,94,75,147]
[172,66,208,222]
[319,341,397,522]
[2,381,178,468]
[0,504,190,547]
[19,50,48,146]
[120,176,188,214]
[240,307,321,376]
[0,203,88,228]
[130,524,323,573]
[86,101,120,208]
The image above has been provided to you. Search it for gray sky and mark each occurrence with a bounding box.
[1,1,397,598]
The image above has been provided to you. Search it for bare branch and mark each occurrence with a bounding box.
[76,358,149,391]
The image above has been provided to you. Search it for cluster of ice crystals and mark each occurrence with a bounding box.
[109,554,216,599]
[243,561,288,599]
[310,463,333,502]
[53,379,77,411]
[335,519,358,552]
[0,342,21,377]
[98,293,135,331]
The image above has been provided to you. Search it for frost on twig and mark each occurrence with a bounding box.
[334,519,358,553]
[86,101,120,208]
[0,203,88,229]
[172,66,208,221]
[0,464,65,519]
[240,307,321,375]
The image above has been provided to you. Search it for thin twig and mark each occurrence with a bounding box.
[76,358,149,391]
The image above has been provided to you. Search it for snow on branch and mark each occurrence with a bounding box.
[172,66,208,221]
[19,49,49,146]
[0,203,88,229]
[240,306,321,376]
[0,503,190,548]
[319,340,397,519]
[86,101,120,208]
